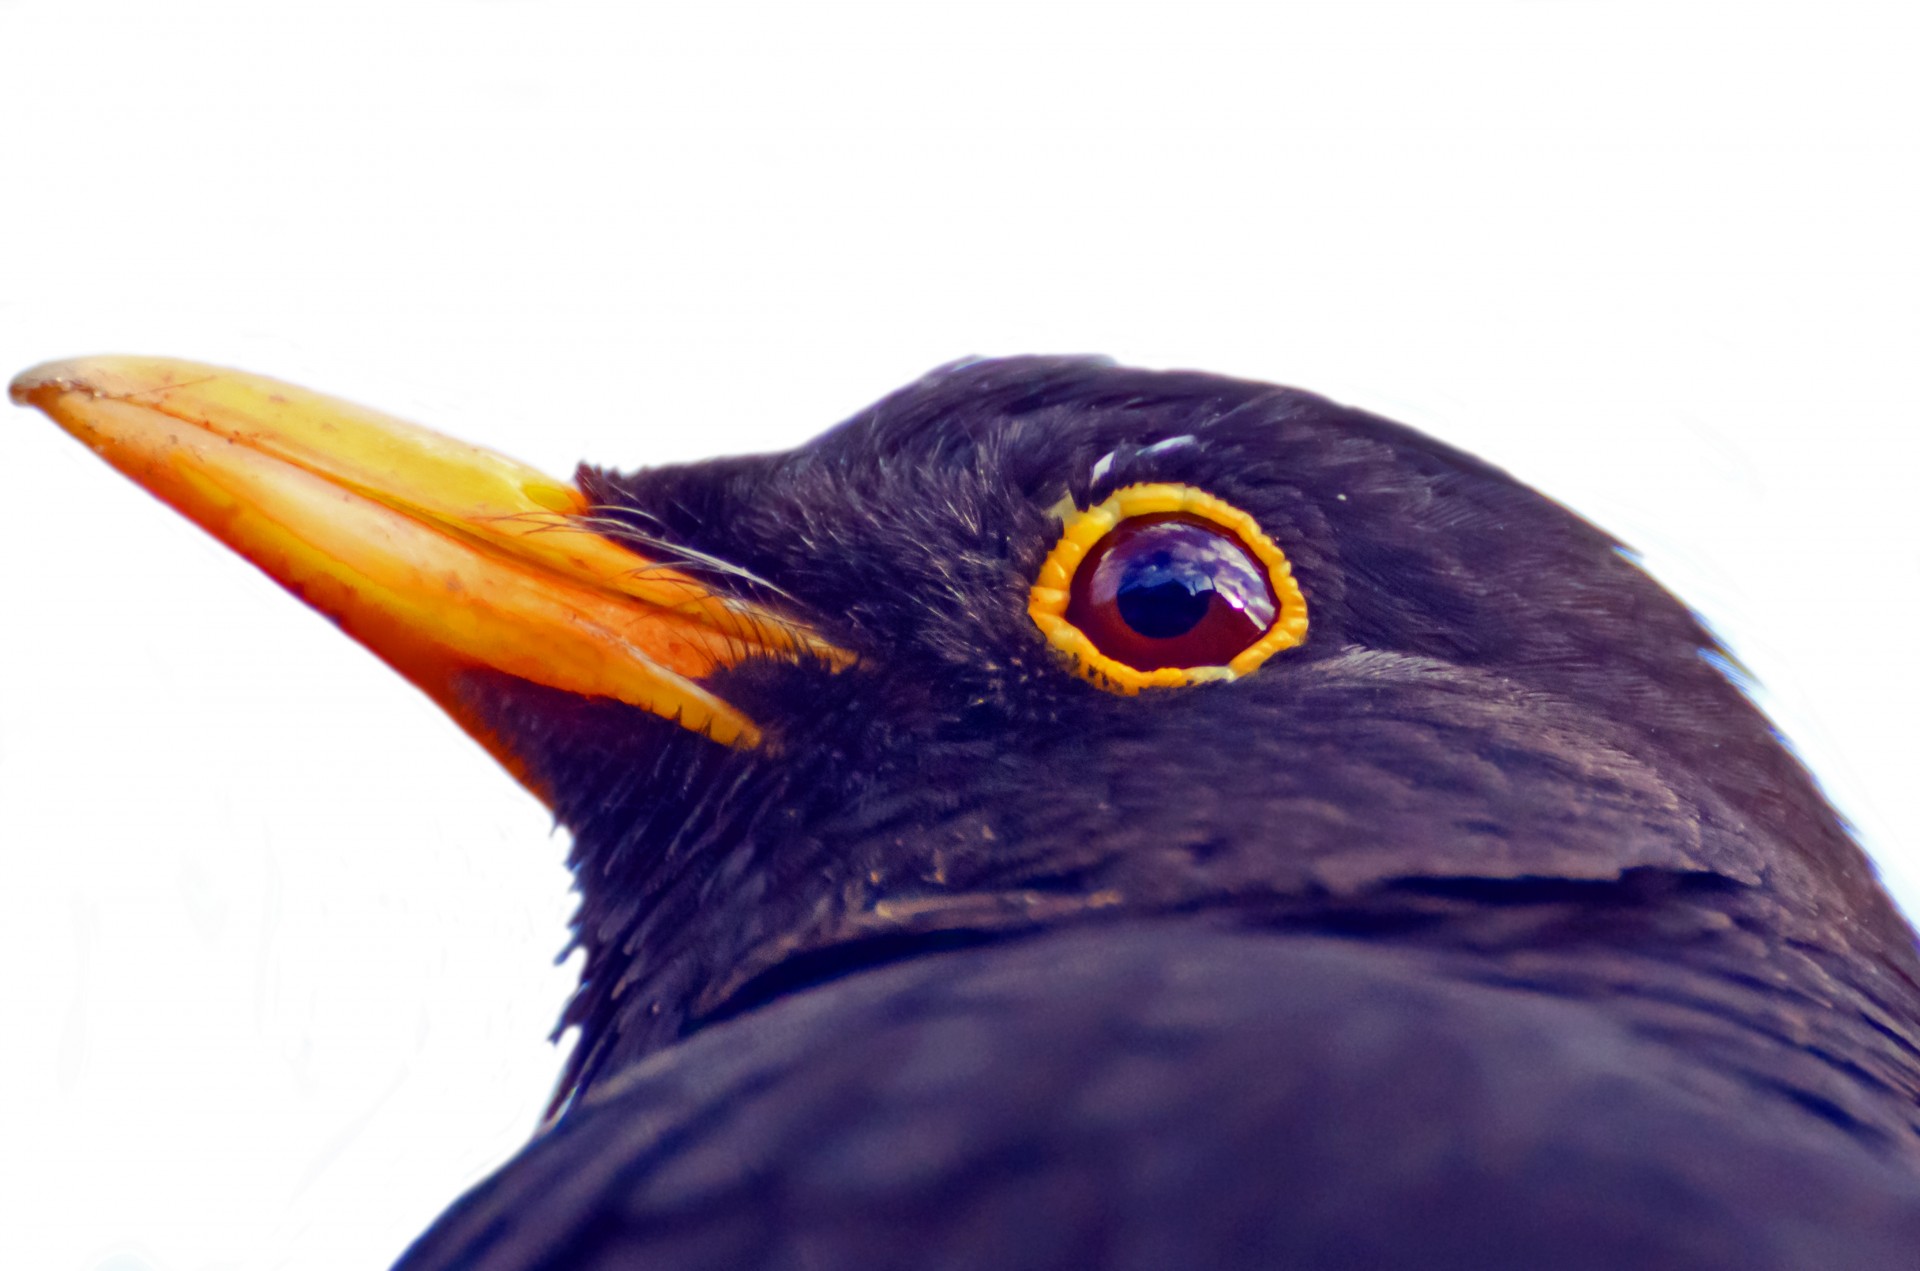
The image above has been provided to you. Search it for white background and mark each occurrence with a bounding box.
[2,3,1916,1268]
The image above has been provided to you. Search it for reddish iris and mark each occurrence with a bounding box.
[1065,513,1278,671]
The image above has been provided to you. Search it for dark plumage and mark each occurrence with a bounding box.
[17,354,1920,1268]
[394,358,1920,1267]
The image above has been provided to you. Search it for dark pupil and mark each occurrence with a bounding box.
[1116,566,1213,638]
[1066,513,1279,672]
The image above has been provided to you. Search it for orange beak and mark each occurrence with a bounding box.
[10,356,839,802]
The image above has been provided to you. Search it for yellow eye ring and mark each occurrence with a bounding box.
[1027,483,1308,693]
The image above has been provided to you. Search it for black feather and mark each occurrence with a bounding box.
[406,359,1920,1268]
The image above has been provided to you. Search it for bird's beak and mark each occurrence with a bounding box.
[10,356,834,803]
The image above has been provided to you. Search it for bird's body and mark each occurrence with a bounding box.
[14,355,1920,1268]
[402,921,1920,1270]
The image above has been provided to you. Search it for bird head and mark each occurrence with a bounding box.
[14,354,1912,1107]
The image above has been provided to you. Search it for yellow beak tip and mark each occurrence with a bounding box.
[10,355,161,411]
[10,359,76,406]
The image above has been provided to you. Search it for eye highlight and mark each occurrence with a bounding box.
[1029,483,1308,693]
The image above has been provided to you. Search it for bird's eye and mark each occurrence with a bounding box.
[1069,514,1276,667]
[1028,483,1308,692]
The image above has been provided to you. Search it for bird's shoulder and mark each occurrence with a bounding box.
[396,920,1920,1271]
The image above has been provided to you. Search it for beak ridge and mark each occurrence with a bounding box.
[11,356,835,798]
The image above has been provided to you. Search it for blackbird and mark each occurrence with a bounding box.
[14,355,1920,1269]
